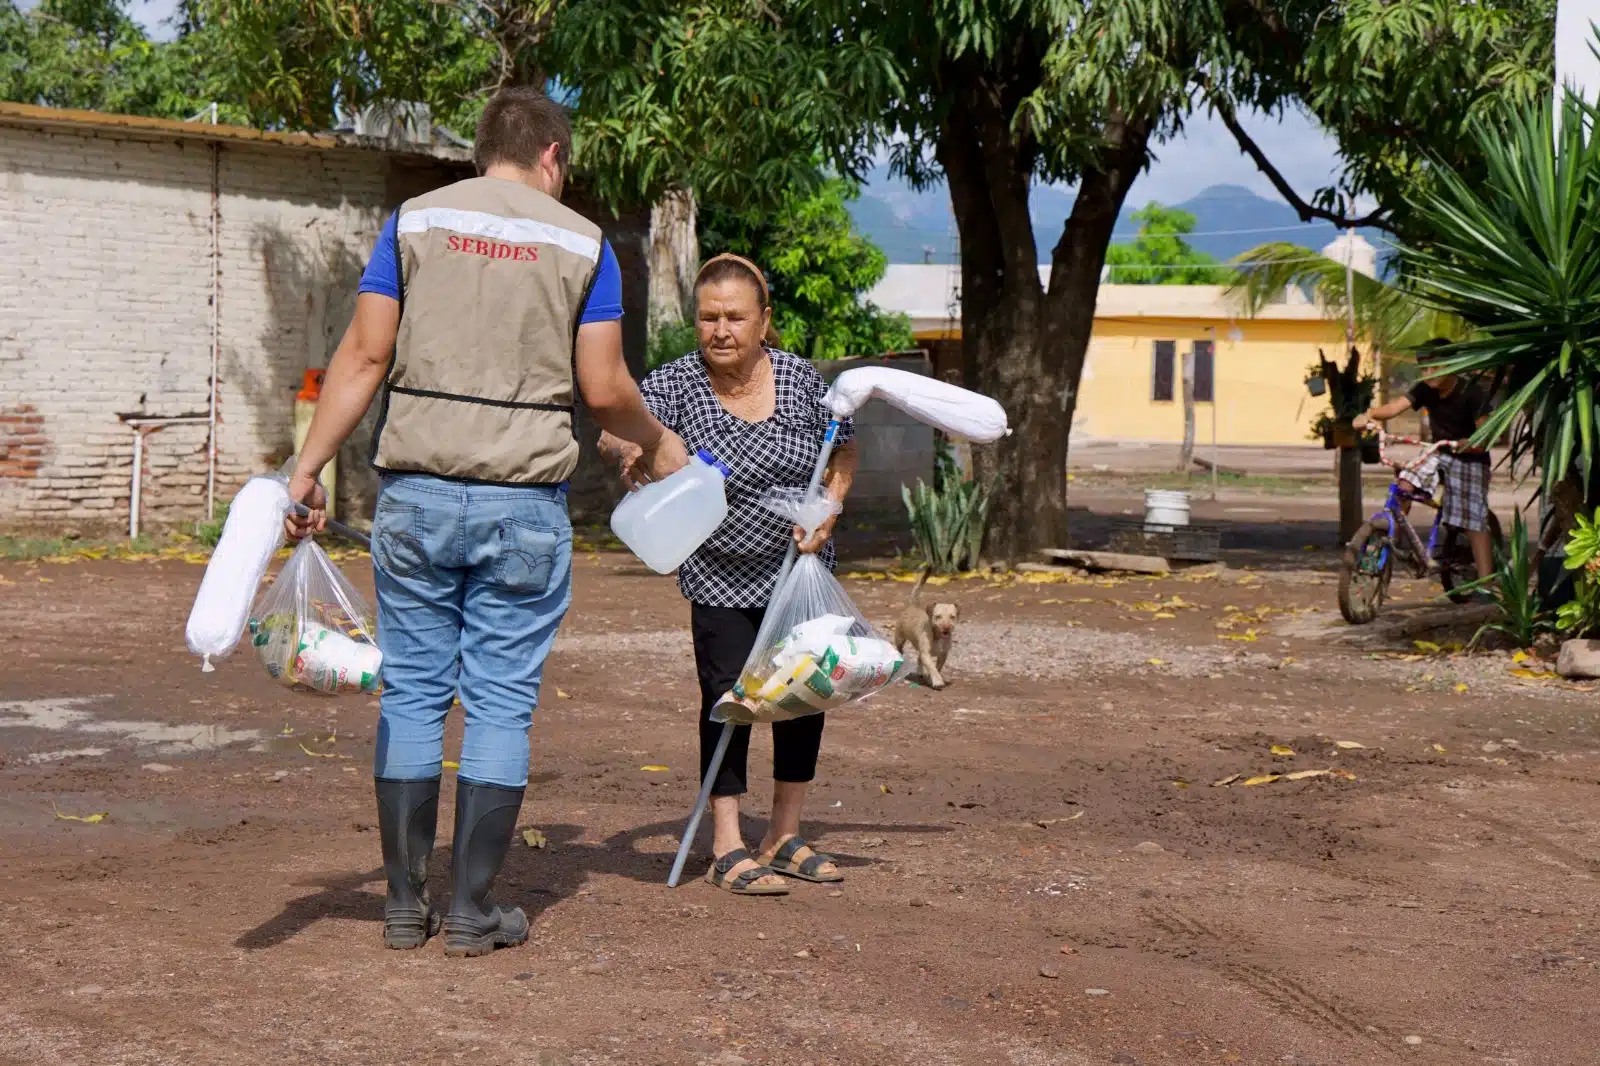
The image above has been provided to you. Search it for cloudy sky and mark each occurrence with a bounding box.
[105,0,1347,207]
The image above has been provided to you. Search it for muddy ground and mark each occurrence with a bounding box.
[1,516,1596,1066]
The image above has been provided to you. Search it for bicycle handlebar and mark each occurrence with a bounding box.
[1373,429,1463,472]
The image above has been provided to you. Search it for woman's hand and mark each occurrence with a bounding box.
[284,468,327,541]
[794,509,839,554]
[639,429,691,485]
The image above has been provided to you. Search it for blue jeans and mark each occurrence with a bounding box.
[371,474,572,788]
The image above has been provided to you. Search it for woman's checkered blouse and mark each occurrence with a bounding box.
[639,348,855,608]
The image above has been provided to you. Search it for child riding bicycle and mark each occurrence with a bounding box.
[1354,339,1495,583]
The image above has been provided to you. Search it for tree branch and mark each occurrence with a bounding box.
[1210,96,1397,234]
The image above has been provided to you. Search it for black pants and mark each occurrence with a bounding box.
[691,602,825,797]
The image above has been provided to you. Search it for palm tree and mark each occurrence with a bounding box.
[1226,242,1470,355]
[1224,242,1471,541]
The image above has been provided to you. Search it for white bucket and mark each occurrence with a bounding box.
[1144,489,1191,531]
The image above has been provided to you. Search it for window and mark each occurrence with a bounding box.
[1193,340,1215,403]
[1151,340,1175,402]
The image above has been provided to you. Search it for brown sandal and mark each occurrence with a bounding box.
[705,848,789,896]
[760,837,843,883]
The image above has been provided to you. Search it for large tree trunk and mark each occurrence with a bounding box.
[647,187,698,339]
[935,49,1150,561]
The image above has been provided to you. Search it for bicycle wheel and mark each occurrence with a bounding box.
[1440,511,1505,603]
[1339,520,1394,625]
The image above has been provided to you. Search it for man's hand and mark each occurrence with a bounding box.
[638,430,691,486]
[599,430,647,490]
[1353,413,1372,431]
[285,468,328,541]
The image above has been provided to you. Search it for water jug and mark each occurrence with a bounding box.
[610,449,730,573]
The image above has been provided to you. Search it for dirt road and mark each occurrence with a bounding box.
[0,549,1595,1066]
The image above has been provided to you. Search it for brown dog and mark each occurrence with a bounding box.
[892,570,960,689]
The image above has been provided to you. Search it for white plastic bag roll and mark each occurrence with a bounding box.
[185,475,291,671]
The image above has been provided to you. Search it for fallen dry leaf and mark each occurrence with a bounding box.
[1334,740,1365,750]
[1211,774,1241,787]
[640,764,669,772]
[1284,769,1332,781]
[1146,658,1165,666]
[1509,668,1552,680]
[1432,743,1447,753]
[1330,769,1358,780]
[1413,640,1443,654]
[522,828,548,849]
[1270,744,1295,757]
[1454,682,1469,693]
[1152,611,1177,620]
[556,688,573,700]
[298,743,337,759]
[53,807,107,824]
[1172,779,1190,789]
[1242,774,1281,787]
[1512,650,1531,664]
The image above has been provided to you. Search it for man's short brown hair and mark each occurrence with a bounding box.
[473,87,572,175]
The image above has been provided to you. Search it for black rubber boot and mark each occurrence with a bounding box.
[374,776,442,950]
[443,778,529,958]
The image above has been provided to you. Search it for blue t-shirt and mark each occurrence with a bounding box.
[357,210,623,323]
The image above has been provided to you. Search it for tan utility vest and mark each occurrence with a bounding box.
[372,176,604,485]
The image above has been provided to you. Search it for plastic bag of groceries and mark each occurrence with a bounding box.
[247,538,382,695]
[713,490,910,725]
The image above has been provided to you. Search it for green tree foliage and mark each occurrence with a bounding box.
[1103,203,1228,285]
[0,0,232,120]
[191,0,492,132]
[699,178,912,361]
[185,0,899,213]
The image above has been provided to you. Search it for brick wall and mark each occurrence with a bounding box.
[0,119,650,533]
[0,124,397,530]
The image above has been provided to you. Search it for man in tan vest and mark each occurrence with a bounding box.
[286,87,688,958]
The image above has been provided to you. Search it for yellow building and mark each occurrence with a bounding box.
[866,266,1341,446]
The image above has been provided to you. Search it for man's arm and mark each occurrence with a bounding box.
[286,292,399,537]
[1354,396,1413,430]
[574,320,688,482]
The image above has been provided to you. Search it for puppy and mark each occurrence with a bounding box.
[892,570,960,689]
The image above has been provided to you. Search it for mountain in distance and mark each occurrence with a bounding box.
[848,167,1362,265]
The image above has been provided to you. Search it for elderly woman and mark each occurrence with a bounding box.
[602,253,857,896]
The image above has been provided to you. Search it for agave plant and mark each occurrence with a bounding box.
[901,476,994,574]
[1470,510,1553,650]
[1399,94,1600,504]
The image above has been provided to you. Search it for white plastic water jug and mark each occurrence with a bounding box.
[610,449,730,574]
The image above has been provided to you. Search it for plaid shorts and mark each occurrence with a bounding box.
[1399,452,1441,498]
[1439,454,1489,532]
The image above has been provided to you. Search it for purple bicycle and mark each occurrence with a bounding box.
[1338,431,1504,624]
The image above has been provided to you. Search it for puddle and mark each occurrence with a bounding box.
[0,697,265,755]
